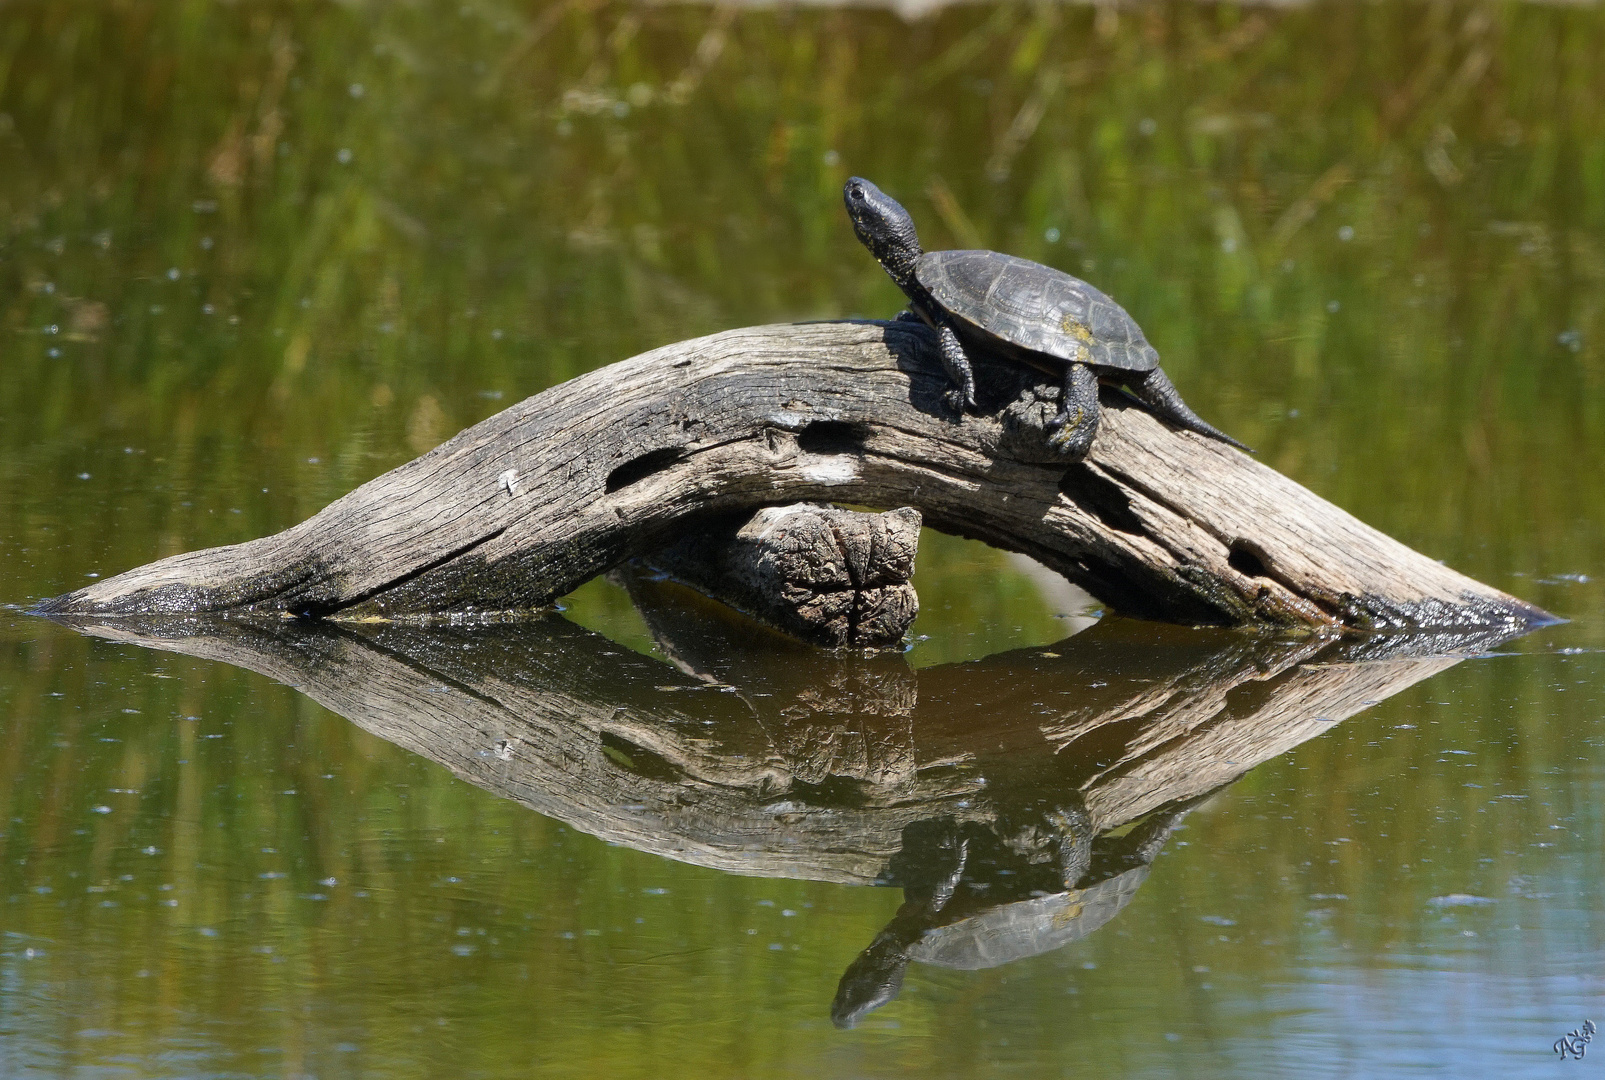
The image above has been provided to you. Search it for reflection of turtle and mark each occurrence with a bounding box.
[843,176,1249,461]
[831,794,1206,1028]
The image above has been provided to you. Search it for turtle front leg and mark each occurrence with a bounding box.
[1046,360,1100,461]
[936,323,978,415]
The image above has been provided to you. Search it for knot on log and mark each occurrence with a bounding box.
[646,503,921,649]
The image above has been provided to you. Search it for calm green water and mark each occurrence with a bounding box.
[3,1,1604,1076]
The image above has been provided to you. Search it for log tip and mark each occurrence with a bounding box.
[33,580,219,619]
[1341,589,1561,636]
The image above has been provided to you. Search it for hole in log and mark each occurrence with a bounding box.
[1058,464,1143,536]
[797,420,869,455]
[1228,540,1272,579]
[598,730,681,782]
[606,447,688,493]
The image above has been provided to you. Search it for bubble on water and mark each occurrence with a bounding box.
[349,83,365,98]
[167,267,180,281]
[1326,300,1341,313]
[337,148,353,164]
[1138,117,1157,136]
[1429,894,1495,907]
[823,149,840,167]
[1338,225,1355,241]
[1044,227,1061,243]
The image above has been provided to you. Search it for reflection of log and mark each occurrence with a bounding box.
[39,322,1552,632]
[53,608,1508,884]
[612,569,922,787]
[643,503,921,648]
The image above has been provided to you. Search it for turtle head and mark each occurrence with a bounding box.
[844,177,922,290]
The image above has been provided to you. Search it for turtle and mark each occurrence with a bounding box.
[843,177,1250,461]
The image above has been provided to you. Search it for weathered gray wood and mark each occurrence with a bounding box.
[38,321,1553,632]
[642,503,920,648]
[54,609,1503,884]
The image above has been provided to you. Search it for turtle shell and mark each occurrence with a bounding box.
[915,249,1159,373]
[902,865,1150,970]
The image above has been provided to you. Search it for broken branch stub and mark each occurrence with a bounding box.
[643,503,921,649]
[38,321,1553,633]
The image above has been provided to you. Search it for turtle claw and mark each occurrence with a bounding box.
[942,388,971,417]
[1045,408,1095,462]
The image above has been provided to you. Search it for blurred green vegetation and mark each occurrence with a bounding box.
[2,0,1603,609]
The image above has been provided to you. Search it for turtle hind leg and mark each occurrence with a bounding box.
[1128,368,1254,453]
[936,323,978,415]
[1045,361,1099,461]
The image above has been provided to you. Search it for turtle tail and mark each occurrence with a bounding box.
[1127,368,1254,453]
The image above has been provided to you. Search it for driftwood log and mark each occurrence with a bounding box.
[39,321,1553,633]
[641,503,921,648]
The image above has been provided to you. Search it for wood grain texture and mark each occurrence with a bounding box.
[38,320,1553,632]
